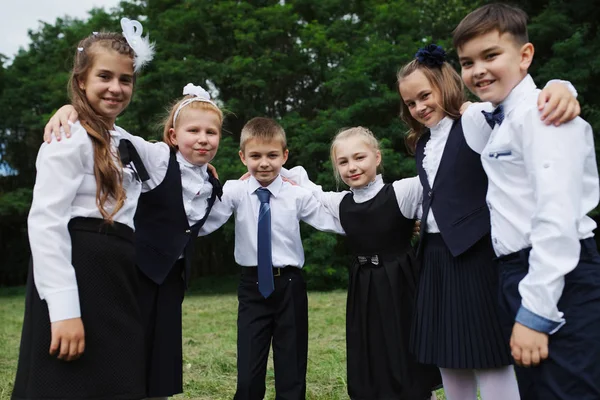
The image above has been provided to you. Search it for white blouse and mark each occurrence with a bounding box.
[123,136,214,227]
[281,167,423,223]
[421,116,454,233]
[28,121,142,323]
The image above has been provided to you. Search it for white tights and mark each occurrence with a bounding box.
[439,366,520,400]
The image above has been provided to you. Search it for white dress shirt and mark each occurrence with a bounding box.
[421,116,455,233]
[28,121,142,323]
[199,174,344,267]
[282,167,423,222]
[123,137,213,227]
[462,75,599,333]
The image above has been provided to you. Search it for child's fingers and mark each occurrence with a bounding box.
[530,348,541,366]
[511,343,522,366]
[556,102,580,126]
[49,332,60,355]
[537,90,550,111]
[544,99,568,126]
[540,344,549,360]
[78,336,86,356]
[65,339,80,361]
[57,337,71,360]
[520,348,532,367]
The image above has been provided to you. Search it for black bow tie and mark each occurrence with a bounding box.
[118,139,150,182]
[207,172,223,201]
[481,105,505,129]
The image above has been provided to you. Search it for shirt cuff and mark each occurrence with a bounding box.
[515,305,565,335]
[545,79,578,98]
[45,289,81,323]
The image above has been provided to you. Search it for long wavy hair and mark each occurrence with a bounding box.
[397,60,465,153]
[67,33,135,222]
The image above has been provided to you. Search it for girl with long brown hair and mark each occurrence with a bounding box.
[13,21,153,400]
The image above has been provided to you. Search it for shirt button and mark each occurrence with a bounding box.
[493,238,498,244]
[487,202,492,210]
[185,229,191,234]
[428,191,432,197]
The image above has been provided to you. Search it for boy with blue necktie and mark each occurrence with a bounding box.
[455,3,600,399]
[199,117,344,400]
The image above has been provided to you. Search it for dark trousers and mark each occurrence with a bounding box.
[497,238,600,400]
[234,267,308,400]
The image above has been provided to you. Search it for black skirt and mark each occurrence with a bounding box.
[137,259,186,397]
[411,233,512,369]
[12,217,146,400]
[346,252,441,400]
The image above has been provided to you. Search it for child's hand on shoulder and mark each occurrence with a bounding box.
[44,105,79,143]
[207,163,219,179]
[50,317,85,361]
[538,82,580,126]
[510,322,549,367]
[460,101,474,115]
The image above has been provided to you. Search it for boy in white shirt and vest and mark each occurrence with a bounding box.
[455,3,600,399]
[199,117,344,400]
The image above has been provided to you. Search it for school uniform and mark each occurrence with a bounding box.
[13,121,147,400]
[125,137,221,398]
[462,74,600,400]
[199,174,344,400]
[411,116,513,369]
[287,167,441,400]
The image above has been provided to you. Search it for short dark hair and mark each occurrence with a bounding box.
[453,3,529,50]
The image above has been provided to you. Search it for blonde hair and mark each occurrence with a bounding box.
[240,117,287,152]
[330,126,382,185]
[397,59,465,153]
[162,97,224,149]
[68,32,134,222]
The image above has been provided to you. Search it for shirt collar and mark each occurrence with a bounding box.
[500,74,536,116]
[351,174,384,203]
[176,152,208,177]
[429,116,454,138]
[247,174,283,198]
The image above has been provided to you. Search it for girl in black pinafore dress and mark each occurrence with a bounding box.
[288,127,440,400]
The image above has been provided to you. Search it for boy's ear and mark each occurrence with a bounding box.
[238,150,247,166]
[282,149,289,164]
[519,42,534,72]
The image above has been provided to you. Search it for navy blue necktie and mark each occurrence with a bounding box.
[256,188,274,298]
[481,105,505,129]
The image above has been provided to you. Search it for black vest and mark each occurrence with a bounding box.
[415,118,490,257]
[134,151,220,285]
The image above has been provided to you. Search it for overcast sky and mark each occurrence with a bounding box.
[1,0,122,61]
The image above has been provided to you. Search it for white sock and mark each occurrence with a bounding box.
[439,368,478,400]
[476,366,521,400]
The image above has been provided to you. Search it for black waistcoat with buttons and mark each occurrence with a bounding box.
[134,150,219,286]
[415,118,490,257]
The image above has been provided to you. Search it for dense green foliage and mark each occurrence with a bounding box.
[1,0,598,287]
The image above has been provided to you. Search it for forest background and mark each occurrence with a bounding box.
[1,0,599,288]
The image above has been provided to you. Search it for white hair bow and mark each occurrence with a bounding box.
[120,17,155,72]
[173,83,218,123]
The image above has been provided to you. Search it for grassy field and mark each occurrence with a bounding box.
[0,277,448,399]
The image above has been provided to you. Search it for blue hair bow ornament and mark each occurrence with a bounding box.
[415,44,446,68]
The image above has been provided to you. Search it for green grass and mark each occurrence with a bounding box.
[0,278,449,399]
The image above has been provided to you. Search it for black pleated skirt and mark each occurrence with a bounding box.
[346,251,441,400]
[411,233,512,369]
[12,217,146,400]
[137,259,185,397]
